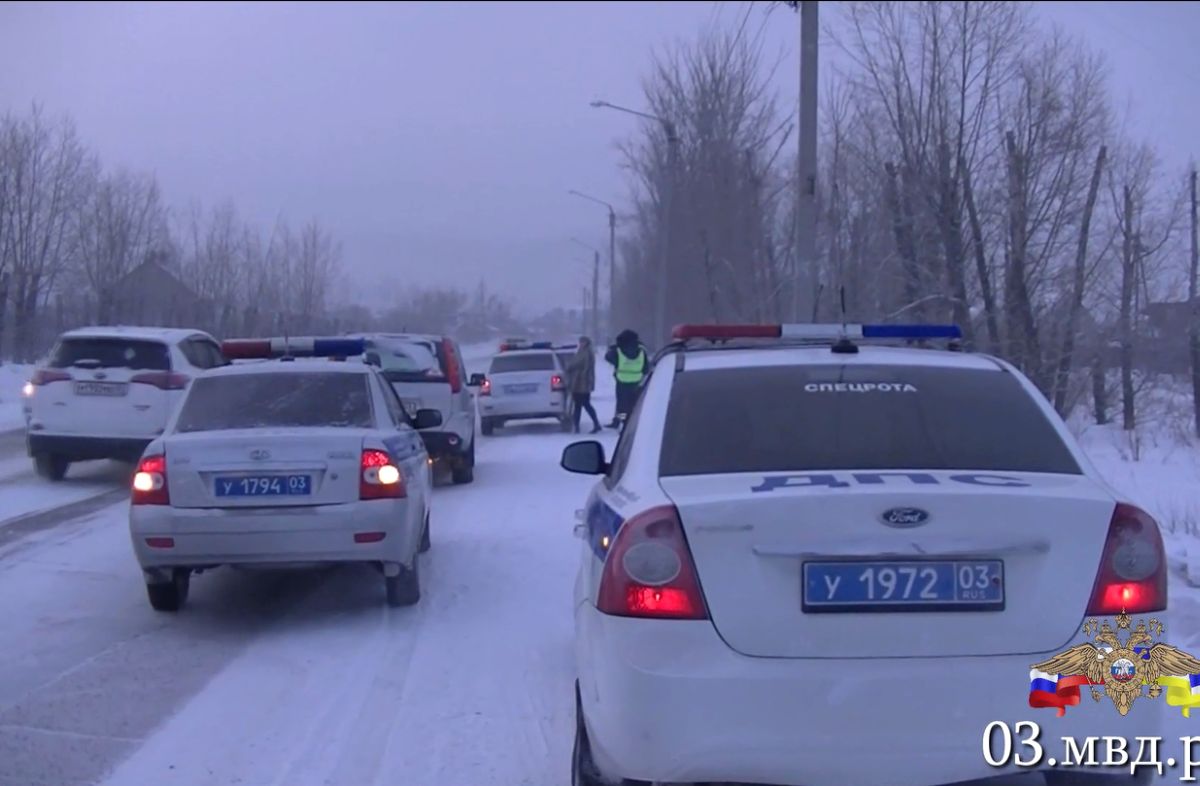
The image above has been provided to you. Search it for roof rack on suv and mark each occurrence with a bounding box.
[653,323,963,366]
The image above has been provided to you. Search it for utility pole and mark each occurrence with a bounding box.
[592,250,601,341]
[607,206,616,341]
[794,0,819,321]
[657,121,679,349]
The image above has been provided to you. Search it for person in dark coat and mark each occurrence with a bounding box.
[604,329,649,428]
[565,336,602,434]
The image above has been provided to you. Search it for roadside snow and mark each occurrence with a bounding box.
[0,363,31,432]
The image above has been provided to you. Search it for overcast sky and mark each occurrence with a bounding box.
[1,1,1196,317]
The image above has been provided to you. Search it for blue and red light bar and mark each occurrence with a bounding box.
[670,323,962,341]
[221,337,367,360]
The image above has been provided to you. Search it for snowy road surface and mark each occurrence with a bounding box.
[2,367,1200,785]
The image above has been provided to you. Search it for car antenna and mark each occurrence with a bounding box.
[832,285,858,354]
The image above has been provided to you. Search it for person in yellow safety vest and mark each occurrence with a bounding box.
[604,329,649,429]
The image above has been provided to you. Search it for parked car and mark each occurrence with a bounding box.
[350,333,477,484]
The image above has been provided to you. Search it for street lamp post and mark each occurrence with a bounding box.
[568,189,617,341]
[590,100,679,349]
[571,238,602,341]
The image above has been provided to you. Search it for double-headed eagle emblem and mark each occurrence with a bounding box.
[1032,612,1200,716]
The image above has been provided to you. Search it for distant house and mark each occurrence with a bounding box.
[109,259,214,331]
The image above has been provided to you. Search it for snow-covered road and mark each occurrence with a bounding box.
[3,360,1200,785]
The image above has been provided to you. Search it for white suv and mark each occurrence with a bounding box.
[24,326,225,480]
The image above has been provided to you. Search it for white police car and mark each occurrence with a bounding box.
[477,340,571,434]
[562,323,1165,786]
[129,337,438,612]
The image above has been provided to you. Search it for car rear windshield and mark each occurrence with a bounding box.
[659,364,1082,476]
[367,338,447,383]
[174,372,373,432]
[490,352,555,373]
[49,337,171,371]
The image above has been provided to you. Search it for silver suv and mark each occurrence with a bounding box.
[476,344,570,435]
[352,333,477,484]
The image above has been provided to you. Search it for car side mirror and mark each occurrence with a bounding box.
[561,440,607,475]
[413,408,443,429]
[468,373,485,386]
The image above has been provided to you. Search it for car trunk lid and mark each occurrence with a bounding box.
[164,428,369,508]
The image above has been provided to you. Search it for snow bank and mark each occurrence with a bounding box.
[0,363,32,432]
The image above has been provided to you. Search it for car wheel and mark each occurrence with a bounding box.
[560,415,574,433]
[385,557,420,607]
[573,683,650,786]
[481,417,495,436]
[419,513,431,553]
[451,460,472,484]
[33,453,69,481]
[146,569,190,612]
[1044,769,1156,786]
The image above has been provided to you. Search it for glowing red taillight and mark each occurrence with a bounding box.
[596,505,708,620]
[360,449,405,499]
[30,368,72,386]
[551,374,564,391]
[132,453,169,505]
[1086,503,1166,615]
[145,537,175,548]
[479,378,491,395]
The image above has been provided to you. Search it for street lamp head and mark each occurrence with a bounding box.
[589,100,606,108]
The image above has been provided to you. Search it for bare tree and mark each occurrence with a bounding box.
[75,168,166,324]
[0,105,94,359]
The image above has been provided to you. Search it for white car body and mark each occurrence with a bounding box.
[566,338,1166,786]
[350,332,478,483]
[129,359,435,610]
[23,326,224,478]
[478,348,570,433]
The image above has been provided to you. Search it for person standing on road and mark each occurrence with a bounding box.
[566,336,602,434]
[605,329,648,429]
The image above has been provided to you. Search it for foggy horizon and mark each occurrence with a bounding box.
[1,0,1196,318]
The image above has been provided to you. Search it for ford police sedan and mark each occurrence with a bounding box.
[129,337,439,611]
[562,323,1165,786]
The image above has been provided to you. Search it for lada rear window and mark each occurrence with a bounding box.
[489,353,555,373]
[175,372,373,432]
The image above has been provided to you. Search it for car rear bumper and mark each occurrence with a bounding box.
[479,396,565,419]
[27,432,151,462]
[418,429,468,458]
[576,604,1166,786]
[129,499,418,571]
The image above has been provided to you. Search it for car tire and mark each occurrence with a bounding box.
[33,453,69,481]
[1044,770,1156,786]
[419,513,431,553]
[573,682,650,786]
[481,417,495,436]
[451,439,475,484]
[560,415,573,433]
[385,557,420,607]
[146,569,190,612]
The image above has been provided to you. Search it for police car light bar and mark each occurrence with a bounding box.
[221,337,367,359]
[670,323,962,341]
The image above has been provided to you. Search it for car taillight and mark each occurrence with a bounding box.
[360,448,405,499]
[1085,503,1166,615]
[597,505,709,620]
[132,454,169,505]
[441,338,462,393]
[131,372,190,390]
[30,368,71,386]
[480,378,491,396]
[551,374,564,391]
